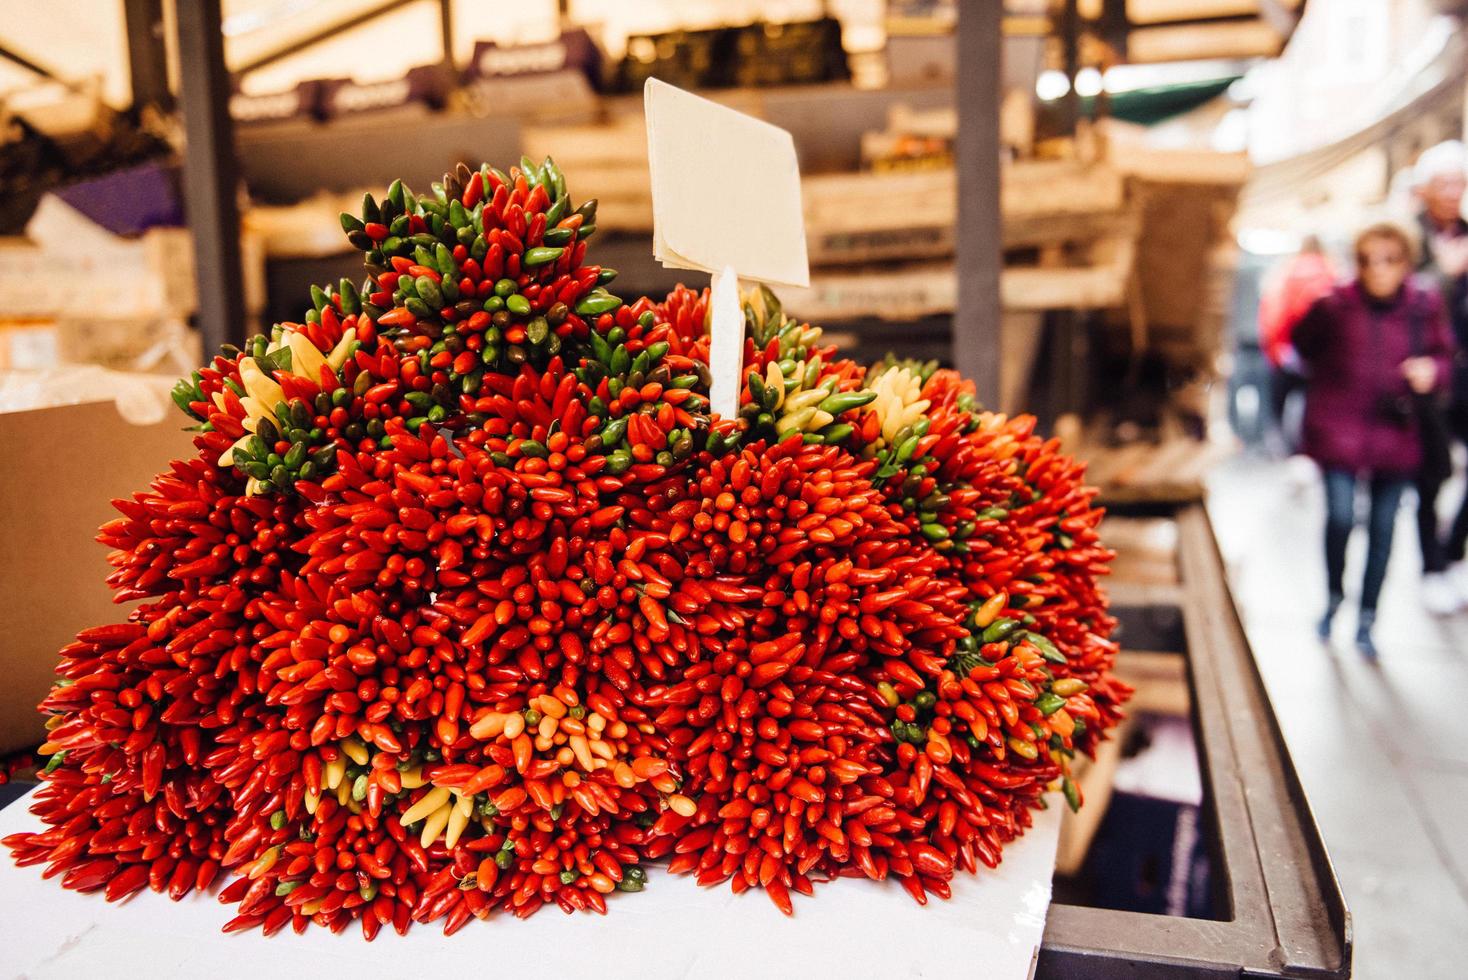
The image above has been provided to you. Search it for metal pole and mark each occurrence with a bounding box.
[0,41,66,85]
[440,0,456,71]
[174,0,246,351]
[124,0,172,112]
[1060,0,1080,134]
[954,0,1003,406]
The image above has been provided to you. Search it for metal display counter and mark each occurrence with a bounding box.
[1038,504,1350,978]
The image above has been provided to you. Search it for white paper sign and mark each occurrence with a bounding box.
[644,78,810,289]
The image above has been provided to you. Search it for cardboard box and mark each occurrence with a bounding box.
[23,193,267,323]
[0,320,60,371]
[0,399,193,753]
[2,206,198,322]
[56,316,201,373]
[0,240,70,318]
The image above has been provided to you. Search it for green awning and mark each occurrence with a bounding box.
[1040,76,1241,130]
[1100,76,1240,125]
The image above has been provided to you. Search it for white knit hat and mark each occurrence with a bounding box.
[1414,140,1467,186]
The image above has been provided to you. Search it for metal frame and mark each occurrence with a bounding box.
[1058,0,1081,135]
[175,0,246,351]
[439,0,456,72]
[124,0,172,112]
[234,0,416,76]
[0,40,67,87]
[1038,505,1350,979]
[954,0,1003,407]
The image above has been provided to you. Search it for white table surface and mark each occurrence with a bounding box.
[0,787,1060,980]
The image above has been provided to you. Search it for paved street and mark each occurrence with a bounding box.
[1209,454,1468,979]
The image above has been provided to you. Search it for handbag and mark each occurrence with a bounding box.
[1407,299,1454,484]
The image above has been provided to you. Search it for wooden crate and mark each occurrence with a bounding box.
[779,241,1135,321]
[1004,237,1135,311]
[1003,158,1125,218]
[780,263,954,321]
[803,169,954,266]
[1055,648,1190,875]
[1101,516,1182,588]
[802,160,1128,267]
[521,115,654,232]
[1073,437,1227,506]
[1127,19,1285,62]
[1055,716,1128,876]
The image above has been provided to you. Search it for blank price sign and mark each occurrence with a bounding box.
[644,78,810,289]
[644,79,810,421]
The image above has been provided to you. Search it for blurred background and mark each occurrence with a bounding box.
[0,1,1464,976]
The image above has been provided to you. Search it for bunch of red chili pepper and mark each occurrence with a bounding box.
[4,159,1127,936]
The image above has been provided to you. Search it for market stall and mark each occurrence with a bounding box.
[0,4,1354,978]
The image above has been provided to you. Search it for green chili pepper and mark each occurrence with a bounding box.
[981,618,1020,644]
[574,291,622,317]
[523,246,565,267]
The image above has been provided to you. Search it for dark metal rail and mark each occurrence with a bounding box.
[1038,505,1350,978]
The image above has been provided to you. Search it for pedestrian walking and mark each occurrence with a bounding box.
[1258,234,1336,455]
[1412,141,1468,613]
[1294,222,1454,656]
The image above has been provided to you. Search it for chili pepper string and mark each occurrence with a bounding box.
[6,159,1128,934]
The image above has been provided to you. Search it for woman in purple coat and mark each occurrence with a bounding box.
[1293,222,1454,657]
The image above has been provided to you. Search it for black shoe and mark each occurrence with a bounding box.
[1356,610,1378,660]
[1318,595,1343,641]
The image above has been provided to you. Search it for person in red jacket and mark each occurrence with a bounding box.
[1258,235,1337,454]
[1293,222,1454,657]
